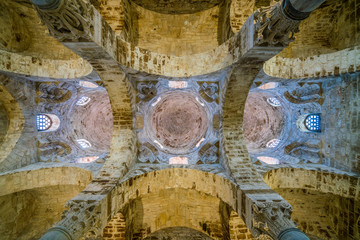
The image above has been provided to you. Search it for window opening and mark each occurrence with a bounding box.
[36,114,52,131]
[258,82,278,90]
[77,139,91,149]
[168,81,187,88]
[76,156,99,163]
[267,97,281,107]
[266,139,280,148]
[79,81,98,88]
[257,156,280,164]
[305,114,321,132]
[76,96,91,106]
[169,156,188,164]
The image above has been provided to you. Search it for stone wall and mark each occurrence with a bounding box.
[264,168,360,200]
[122,188,230,239]
[0,167,92,240]
[135,4,220,56]
[0,73,34,171]
[102,213,126,240]
[0,101,8,145]
[0,185,89,240]
[0,1,92,78]
[277,188,359,239]
[263,0,360,79]
[321,72,360,173]
[229,211,254,239]
[264,167,360,239]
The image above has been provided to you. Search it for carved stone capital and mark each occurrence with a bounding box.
[199,82,219,103]
[38,83,72,103]
[251,201,297,239]
[55,199,105,239]
[254,2,301,47]
[137,82,157,102]
[33,0,90,41]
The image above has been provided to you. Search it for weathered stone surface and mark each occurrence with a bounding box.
[0,0,358,239]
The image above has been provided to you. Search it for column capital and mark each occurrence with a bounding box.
[32,0,90,41]
[251,200,298,239]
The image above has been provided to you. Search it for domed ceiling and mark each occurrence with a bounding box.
[134,75,223,165]
[243,91,286,154]
[148,91,209,154]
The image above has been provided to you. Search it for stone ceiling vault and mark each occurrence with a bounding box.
[0,0,359,239]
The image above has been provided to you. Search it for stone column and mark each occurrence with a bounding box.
[283,0,326,20]
[289,0,326,12]
[254,0,327,46]
[40,226,73,240]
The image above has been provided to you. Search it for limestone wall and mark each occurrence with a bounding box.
[277,188,359,239]
[264,167,360,239]
[135,4,220,56]
[102,213,126,240]
[264,168,360,200]
[229,211,254,239]
[0,167,92,240]
[122,188,230,239]
[321,72,360,173]
[0,1,92,78]
[263,0,360,79]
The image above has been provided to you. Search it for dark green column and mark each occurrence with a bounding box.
[282,0,326,20]
[278,228,310,240]
[39,226,73,240]
[30,0,62,10]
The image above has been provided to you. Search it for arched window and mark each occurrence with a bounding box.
[266,138,280,148]
[257,156,280,165]
[76,96,91,106]
[36,114,60,132]
[169,156,188,164]
[36,114,52,131]
[76,156,99,163]
[79,81,98,88]
[76,139,91,149]
[305,114,321,132]
[258,82,278,90]
[267,97,281,107]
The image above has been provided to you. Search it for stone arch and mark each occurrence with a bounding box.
[0,167,92,240]
[0,84,25,165]
[114,168,239,215]
[0,0,92,78]
[111,168,239,239]
[264,168,359,199]
[221,66,270,187]
[90,0,125,36]
[0,166,92,196]
[263,0,360,79]
[0,102,8,146]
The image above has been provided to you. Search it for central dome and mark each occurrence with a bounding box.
[149,92,209,154]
